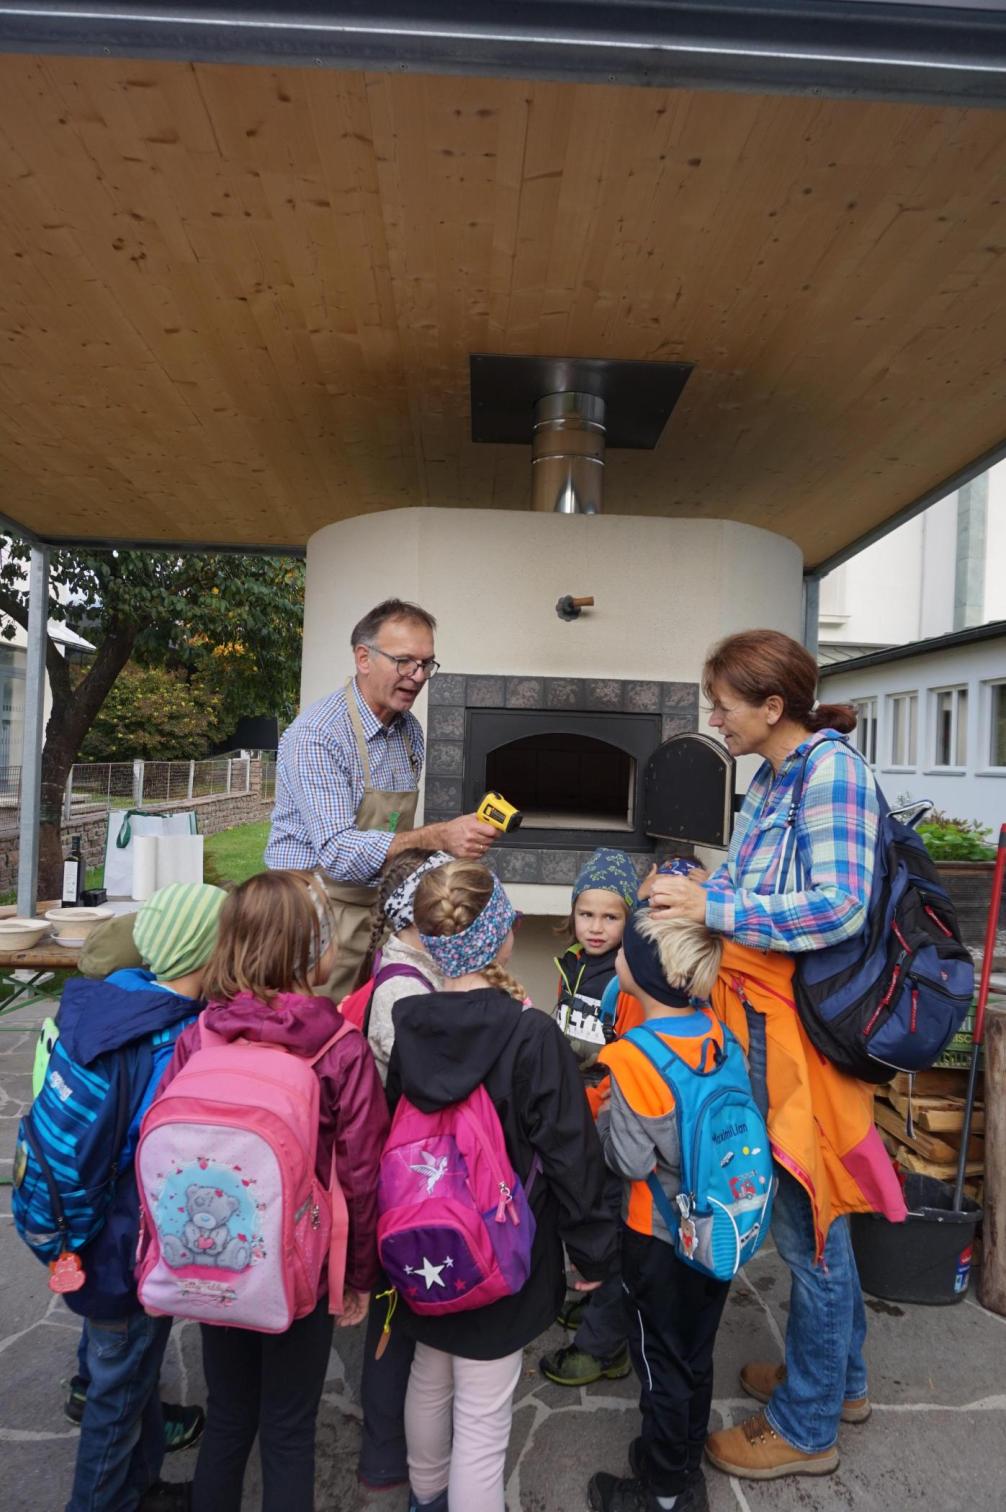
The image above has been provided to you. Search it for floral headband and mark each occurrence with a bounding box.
[419,873,517,978]
[383,851,454,933]
[307,873,335,969]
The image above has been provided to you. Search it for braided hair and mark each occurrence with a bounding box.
[413,860,527,1003]
[353,846,441,989]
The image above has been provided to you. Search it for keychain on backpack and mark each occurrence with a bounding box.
[49,1252,86,1294]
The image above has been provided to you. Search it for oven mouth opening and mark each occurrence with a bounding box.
[485,731,635,832]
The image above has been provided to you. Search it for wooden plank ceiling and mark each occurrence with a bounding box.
[2,53,1006,565]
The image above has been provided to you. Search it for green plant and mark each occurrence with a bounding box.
[916,809,995,862]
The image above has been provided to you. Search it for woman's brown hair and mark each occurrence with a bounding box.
[353,846,441,989]
[703,628,856,735]
[201,870,332,1003]
[413,860,526,1003]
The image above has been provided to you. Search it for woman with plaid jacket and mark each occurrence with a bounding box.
[650,628,884,1487]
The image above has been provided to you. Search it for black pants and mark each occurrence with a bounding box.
[193,1298,334,1512]
[622,1227,731,1497]
[358,1283,415,1486]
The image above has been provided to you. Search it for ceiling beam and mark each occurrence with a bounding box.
[4,1,1006,109]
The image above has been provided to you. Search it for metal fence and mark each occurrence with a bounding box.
[0,753,276,833]
[63,756,252,818]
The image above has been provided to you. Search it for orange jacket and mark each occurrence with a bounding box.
[711,940,906,1260]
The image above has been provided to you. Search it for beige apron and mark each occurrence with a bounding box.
[320,680,418,1001]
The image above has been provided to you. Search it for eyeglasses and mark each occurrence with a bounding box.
[701,701,742,719]
[365,644,441,680]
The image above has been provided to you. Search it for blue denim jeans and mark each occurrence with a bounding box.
[66,1311,172,1512]
[744,1004,868,1455]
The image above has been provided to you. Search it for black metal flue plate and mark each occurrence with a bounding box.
[469,353,694,449]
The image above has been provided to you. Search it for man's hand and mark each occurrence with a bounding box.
[439,813,498,859]
[337,1288,370,1327]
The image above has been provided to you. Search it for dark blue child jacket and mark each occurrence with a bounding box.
[56,971,200,1320]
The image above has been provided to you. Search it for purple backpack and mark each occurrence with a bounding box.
[377,1084,538,1315]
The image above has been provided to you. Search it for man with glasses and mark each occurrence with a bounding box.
[266,597,496,996]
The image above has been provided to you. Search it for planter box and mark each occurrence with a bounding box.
[937,862,1006,969]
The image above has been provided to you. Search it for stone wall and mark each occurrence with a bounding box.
[0,757,273,895]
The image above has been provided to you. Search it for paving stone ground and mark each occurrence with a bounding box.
[2,997,1004,1512]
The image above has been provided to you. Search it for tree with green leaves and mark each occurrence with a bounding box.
[0,543,304,895]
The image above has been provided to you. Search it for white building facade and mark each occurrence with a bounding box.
[818,625,1006,832]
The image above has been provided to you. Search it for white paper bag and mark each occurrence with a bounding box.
[104,810,198,899]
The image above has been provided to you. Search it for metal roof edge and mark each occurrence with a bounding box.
[818,617,1006,676]
[4,1,1006,109]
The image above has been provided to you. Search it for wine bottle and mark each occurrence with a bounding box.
[62,835,84,907]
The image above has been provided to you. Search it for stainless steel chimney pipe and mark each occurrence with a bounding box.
[531,392,606,514]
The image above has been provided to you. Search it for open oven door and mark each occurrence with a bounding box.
[641,733,735,849]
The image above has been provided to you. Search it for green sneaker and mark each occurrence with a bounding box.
[162,1404,205,1454]
[539,1343,632,1387]
[63,1376,88,1426]
[556,1294,590,1331]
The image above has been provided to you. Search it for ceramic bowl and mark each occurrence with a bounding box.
[44,906,114,942]
[0,917,50,951]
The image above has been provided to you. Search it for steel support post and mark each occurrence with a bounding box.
[16,545,50,919]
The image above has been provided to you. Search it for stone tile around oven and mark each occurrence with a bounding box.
[662,680,699,712]
[505,677,544,708]
[584,679,624,711]
[545,678,584,709]
[428,673,466,707]
[662,711,698,741]
[425,779,462,813]
[625,680,661,713]
[425,740,463,776]
[428,704,466,740]
[468,675,506,707]
[492,848,542,884]
[539,850,583,886]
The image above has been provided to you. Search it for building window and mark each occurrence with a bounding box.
[933,686,968,768]
[988,682,1006,769]
[853,698,877,764]
[887,692,917,767]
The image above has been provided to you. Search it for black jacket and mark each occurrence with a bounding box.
[386,989,619,1360]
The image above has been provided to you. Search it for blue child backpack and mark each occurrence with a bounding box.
[624,1015,775,1281]
[13,1022,185,1266]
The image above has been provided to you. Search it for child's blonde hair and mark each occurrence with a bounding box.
[413,860,526,1003]
[201,870,334,1003]
[632,912,724,1002]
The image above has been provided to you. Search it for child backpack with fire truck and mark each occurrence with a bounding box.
[377,1084,540,1315]
[624,1013,775,1281]
[136,1013,354,1333]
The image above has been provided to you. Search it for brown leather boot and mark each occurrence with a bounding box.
[739,1360,872,1424]
[705,1411,839,1480]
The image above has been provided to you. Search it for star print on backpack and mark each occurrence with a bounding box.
[377,1084,540,1315]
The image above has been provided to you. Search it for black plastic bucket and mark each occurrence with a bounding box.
[850,1174,982,1305]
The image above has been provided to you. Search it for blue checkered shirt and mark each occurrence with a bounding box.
[265,680,424,886]
[704,730,880,954]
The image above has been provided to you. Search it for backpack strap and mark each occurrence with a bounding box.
[308,1016,359,1067]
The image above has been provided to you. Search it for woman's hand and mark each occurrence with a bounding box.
[337,1288,371,1326]
[648,875,708,924]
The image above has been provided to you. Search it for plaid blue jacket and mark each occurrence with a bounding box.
[265,680,423,885]
[704,730,880,954]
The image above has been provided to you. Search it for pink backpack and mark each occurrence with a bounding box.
[377,1084,540,1315]
[136,1013,355,1334]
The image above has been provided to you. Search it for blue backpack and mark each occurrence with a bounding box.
[12,1023,185,1266]
[624,1016,775,1281]
[783,739,974,1084]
